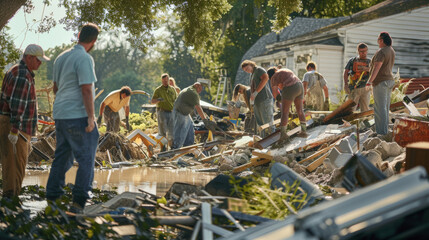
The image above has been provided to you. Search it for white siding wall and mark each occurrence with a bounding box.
[342,6,429,78]
[314,48,344,103]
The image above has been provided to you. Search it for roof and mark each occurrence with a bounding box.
[235,0,429,85]
[235,17,344,85]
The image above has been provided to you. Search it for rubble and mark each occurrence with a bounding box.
[8,84,429,239]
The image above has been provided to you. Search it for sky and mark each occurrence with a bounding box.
[6,0,75,52]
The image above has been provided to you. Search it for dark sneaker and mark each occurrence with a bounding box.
[69,202,84,214]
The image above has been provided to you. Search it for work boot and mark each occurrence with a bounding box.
[69,202,84,214]
[272,126,290,149]
[297,123,308,138]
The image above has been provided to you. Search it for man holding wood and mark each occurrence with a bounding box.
[343,43,371,112]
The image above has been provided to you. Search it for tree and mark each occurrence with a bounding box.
[160,16,203,89]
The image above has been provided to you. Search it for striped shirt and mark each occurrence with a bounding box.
[0,60,37,136]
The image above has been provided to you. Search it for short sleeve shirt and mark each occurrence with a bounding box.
[53,44,97,119]
[250,66,272,103]
[152,85,177,111]
[302,70,327,88]
[370,46,395,86]
[174,86,200,115]
[270,69,299,88]
[102,90,130,112]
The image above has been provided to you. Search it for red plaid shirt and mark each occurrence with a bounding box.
[0,60,38,136]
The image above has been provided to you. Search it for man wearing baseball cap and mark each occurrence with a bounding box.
[0,44,49,199]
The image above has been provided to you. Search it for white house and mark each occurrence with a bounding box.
[236,0,429,103]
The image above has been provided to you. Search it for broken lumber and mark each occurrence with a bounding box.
[298,138,342,164]
[232,157,271,174]
[157,140,232,158]
[254,119,313,149]
[306,151,330,172]
[252,150,273,160]
[297,133,346,153]
[323,99,356,123]
[199,150,234,163]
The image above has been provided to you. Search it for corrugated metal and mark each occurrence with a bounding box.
[401,77,429,95]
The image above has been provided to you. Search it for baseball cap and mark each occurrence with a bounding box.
[24,44,50,62]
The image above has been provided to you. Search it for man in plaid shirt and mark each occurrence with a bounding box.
[0,44,49,199]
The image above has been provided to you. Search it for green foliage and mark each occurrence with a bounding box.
[230,172,308,219]
[160,15,204,90]
[129,111,158,132]
[59,0,232,52]
[295,0,385,18]
[0,28,21,81]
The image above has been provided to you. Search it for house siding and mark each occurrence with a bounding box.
[342,6,429,78]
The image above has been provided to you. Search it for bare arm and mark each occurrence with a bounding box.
[255,73,269,93]
[323,85,329,99]
[303,81,308,96]
[151,98,161,104]
[124,105,130,117]
[195,105,206,120]
[368,62,383,84]
[81,84,95,132]
[343,69,349,88]
[98,101,106,117]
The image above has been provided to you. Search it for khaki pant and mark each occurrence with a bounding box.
[349,87,371,112]
[0,115,31,198]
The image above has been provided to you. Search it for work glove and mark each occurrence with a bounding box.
[97,115,102,125]
[324,98,330,111]
[8,131,18,145]
[203,119,218,132]
[250,91,258,105]
[125,116,131,131]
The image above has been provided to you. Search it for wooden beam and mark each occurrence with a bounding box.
[297,133,345,153]
[199,150,234,163]
[254,118,314,149]
[298,138,342,164]
[232,157,271,174]
[306,152,330,172]
[252,150,273,160]
[323,99,356,123]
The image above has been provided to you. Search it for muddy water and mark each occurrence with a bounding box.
[22,166,218,197]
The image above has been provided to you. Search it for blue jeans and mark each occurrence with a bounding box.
[46,117,99,207]
[157,110,174,141]
[172,109,194,149]
[373,80,394,135]
[254,97,275,136]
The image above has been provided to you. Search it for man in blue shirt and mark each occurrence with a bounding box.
[46,23,100,213]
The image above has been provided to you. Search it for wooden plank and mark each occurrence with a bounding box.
[298,138,342,164]
[252,150,273,160]
[344,109,374,121]
[199,150,234,163]
[306,152,330,172]
[323,99,356,123]
[259,118,280,131]
[297,133,345,153]
[232,158,271,174]
[254,119,314,149]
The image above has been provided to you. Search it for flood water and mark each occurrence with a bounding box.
[21,166,218,197]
